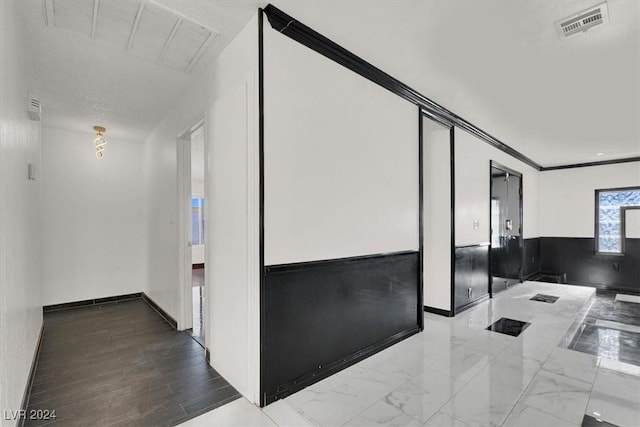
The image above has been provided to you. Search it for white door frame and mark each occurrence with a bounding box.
[177,118,204,331]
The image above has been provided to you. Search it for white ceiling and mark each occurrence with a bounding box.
[21,0,640,166]
[21,0,258,142]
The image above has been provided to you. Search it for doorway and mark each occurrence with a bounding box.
[177,121,206,347]
[490,161,523,295]
[189,125,206,346]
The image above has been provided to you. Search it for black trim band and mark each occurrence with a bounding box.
[541,156,640,171]
[262,4,542,171]
[264,250,419,273]
[19,323,44,427]
[450,126,456,315]
[418,107,424,331]
[456,242,491,248]
[423,306,453,317]
[142,293,178,330]
[258,7,266,406]
[43,292,142,312]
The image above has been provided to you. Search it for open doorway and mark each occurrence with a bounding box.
[189,125,206,346]
[177,121,206,347]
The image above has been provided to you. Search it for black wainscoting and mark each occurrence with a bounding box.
[523,238,541,279]
[540,237,640,292]
[261,251,420,405]
[454,244,490,313]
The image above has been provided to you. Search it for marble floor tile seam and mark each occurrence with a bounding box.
[615,294,640,304]
[516,370,593,426]
[337,373,475,427]
[582,367,620,427]
[594,319,640,334]
[288,404,324,427]
[439,373,525,427]
[502,402,582,427]
[337,391,422,427]
[598,358,640,377]
[476,357,544,394]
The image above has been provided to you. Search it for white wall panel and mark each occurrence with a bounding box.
[455,129,539,246]
[41,127,147,305]
[0,0,43,420]
[539,163,640,237]
[423,118,451,311]
[207,80,257,401]
[626,209,640,239]
[264,26,418,265]
[142,13,259,403]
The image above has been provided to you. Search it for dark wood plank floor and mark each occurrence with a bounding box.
[25,299,240,426]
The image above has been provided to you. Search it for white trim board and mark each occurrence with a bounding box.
[595,320,640,334]
[615,294,640,304]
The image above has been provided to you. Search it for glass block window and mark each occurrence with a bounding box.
[192,197,205,246]
[597,188,640,253]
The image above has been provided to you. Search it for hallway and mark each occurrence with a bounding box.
[26,299,239,426]
[1,1,639,426]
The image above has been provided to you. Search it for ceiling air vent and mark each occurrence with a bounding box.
[555,2,609,38]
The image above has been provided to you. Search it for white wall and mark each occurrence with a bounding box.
[0,0,43,422]
[539,163,640,237]
[626,209,640,239]
[207,77,258,403]
[142,13,259,403]
[455,129,540,246]
[263,24,418,265]
[40,127,146,305]
[423,118,451,311]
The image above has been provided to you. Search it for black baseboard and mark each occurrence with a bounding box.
[456,294,490,315]
[19,322,44,427]
[142,293,178,330]
[560,281,640,296]
[523,270,541,281]
[423,306,452,317]
[206,347,211,364]
[264,326,419,405]
[43,292,142,312]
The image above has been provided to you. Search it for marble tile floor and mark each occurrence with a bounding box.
[180,282,640,427]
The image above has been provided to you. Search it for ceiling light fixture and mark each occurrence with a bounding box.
[93,126,107,159]
[596,152,605,156]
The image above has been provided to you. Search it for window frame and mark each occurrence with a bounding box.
[594,186,640,256]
